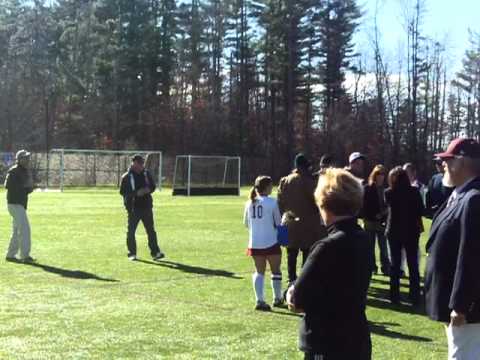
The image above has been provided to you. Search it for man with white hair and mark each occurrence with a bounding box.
[425,138,480,359]
[4,149,35,262]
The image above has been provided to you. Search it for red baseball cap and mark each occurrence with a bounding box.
[435,138,480,159]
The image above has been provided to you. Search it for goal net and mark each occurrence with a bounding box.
[172,155,241,196]
[43,149,162,191]
[0,151,52,189]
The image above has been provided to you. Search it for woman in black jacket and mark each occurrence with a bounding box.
[287,168,371,360]
[385,166,424,305]
[363,164,390,275]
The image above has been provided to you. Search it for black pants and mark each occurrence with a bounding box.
[388,234,420,303]
[126,207,160,257]
[287,247,310,284]
[304,354,324,360]
[304,348,371,360]
[304,338,371,360]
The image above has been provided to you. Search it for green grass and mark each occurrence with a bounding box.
[0,189,446,359]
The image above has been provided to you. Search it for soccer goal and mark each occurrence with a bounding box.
[44,149,163,191]
[172,155,241,196]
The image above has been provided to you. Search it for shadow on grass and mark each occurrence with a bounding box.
[270,309,302,318]
[22,262,119,282]
[370,276,425,287]
[367,286,425,315]
[370,277,391,286]
[369,321,432,342]
[135,259,243,279]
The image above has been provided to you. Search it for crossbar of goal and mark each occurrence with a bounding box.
[172,155,241,196]
[49,149,163,192]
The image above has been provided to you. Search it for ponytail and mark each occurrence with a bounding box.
[249,187,258,202]
[250,175,273,203]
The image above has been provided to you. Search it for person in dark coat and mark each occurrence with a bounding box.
[313,154,334,180]
[363,164,390,275]
[277,153,326,286]
[385,166,424,305]
[425,157,454,219]
[424,138,480,358]
[345,152,367,185]
[120,154,164,261]
[287,168,371,360]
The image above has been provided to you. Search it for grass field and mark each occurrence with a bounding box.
[0,189,446,359]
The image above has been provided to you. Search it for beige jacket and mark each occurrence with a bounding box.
[277,169,326,249]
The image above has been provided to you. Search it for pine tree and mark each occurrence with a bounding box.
[316,0,361,137]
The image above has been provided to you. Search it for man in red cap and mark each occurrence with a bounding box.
[424,138,480,359]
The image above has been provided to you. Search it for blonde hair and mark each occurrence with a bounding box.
[368,164,386,186]
[249,176,273,202]
[315,168,364,217]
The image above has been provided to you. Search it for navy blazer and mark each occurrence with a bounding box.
[424,177,480,323]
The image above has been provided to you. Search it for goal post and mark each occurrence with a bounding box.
[46,149,163,191]
[172,155,241,196]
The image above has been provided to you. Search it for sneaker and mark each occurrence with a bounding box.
[153,252,165,261]
[5,256,18,262]
[273,298,284,307]
[21,256,36,263]
[128,254,137,261]
[255,301,271,311]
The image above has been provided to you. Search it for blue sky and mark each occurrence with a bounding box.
[356,0,480,73]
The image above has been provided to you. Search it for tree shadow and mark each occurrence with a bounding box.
[23,262,119,282]
[135,259,243,279]
[367,286,425,315]
[369,321,432,342]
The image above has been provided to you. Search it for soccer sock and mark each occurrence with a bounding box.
[252,272,265,302]
[271,273,282,300]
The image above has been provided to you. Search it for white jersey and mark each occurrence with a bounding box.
[243,196,282,249]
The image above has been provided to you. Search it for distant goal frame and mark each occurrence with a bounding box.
[48,148,163,192]
[172,155,241,196]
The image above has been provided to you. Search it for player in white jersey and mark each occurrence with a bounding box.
[243,176,283,311]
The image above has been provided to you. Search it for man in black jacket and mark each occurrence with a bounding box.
[425,138,480,358]
[345,152,367,185]
[425,157,454,219]
[120,154,164,261]
[4,150,35,262]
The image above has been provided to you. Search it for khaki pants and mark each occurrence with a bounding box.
[446,323,480,360]
[6,204,31,259]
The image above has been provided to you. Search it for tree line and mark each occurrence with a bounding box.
[1,0,480,180]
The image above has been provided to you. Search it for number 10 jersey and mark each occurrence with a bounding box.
[243,196,282,249]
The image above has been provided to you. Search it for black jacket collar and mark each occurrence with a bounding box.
[327,217,358,235]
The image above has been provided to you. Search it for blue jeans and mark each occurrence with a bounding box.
[364,221,390,273]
